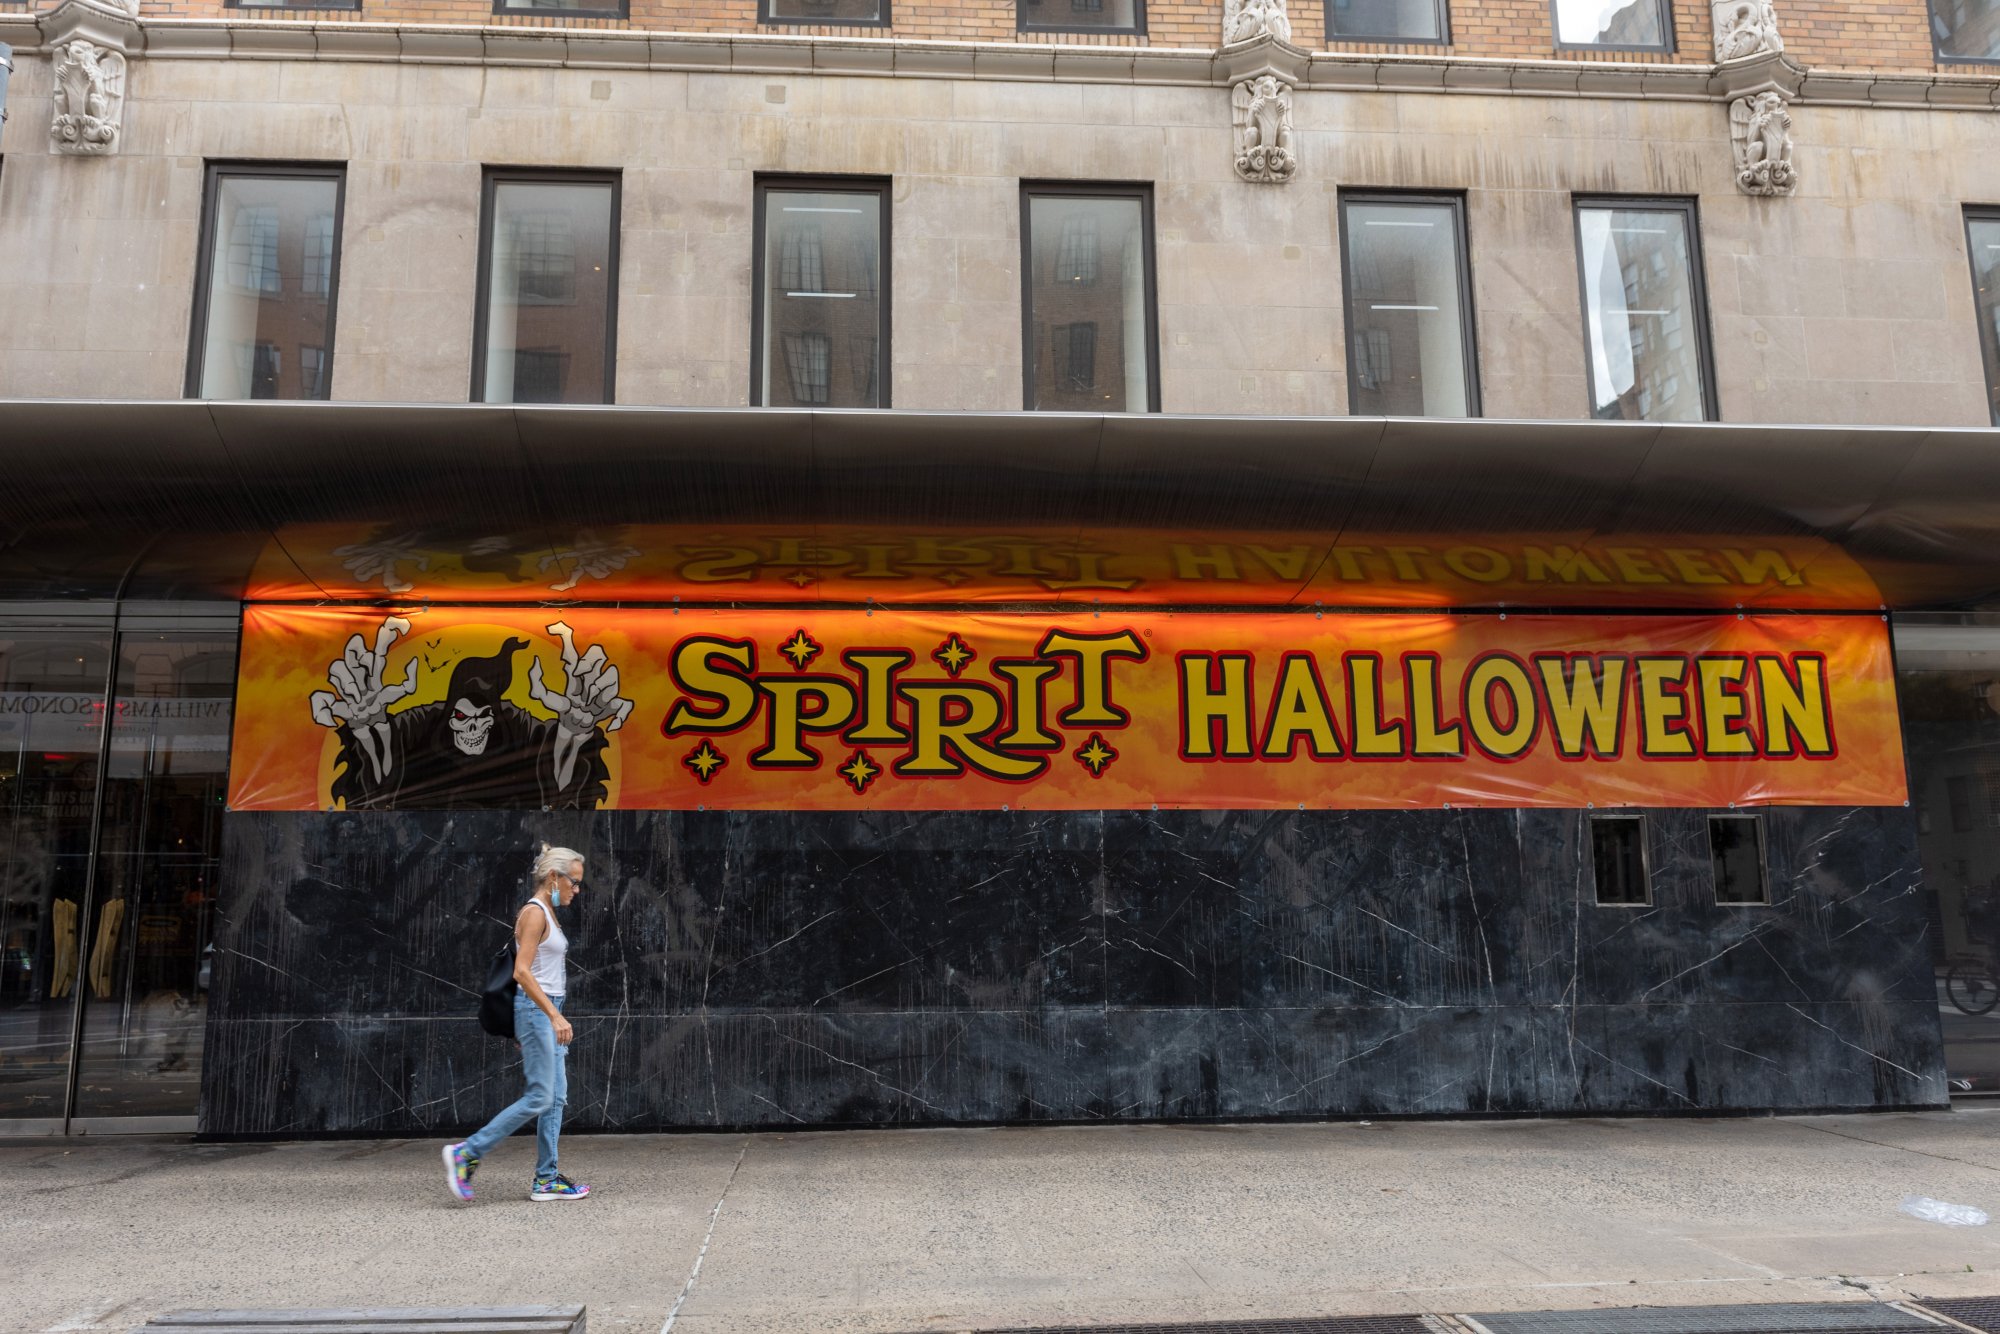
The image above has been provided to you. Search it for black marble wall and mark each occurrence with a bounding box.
[200,805,1946,1136]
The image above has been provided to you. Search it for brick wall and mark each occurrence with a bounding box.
[0,0,1959,71]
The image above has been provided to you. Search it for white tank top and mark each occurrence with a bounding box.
[524,898,567,998]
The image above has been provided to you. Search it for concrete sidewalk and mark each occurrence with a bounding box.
[9,1111,2000,1334]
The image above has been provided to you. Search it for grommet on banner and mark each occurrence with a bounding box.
[1498,613,1506,621]
[1587,801,1595,809]
[1443,802,1451,810]
[1296,802,1304,811]
[696,804,705,812]
[672,595,680,616]
[1152,803,1159,812]
[1001,803,1009,812]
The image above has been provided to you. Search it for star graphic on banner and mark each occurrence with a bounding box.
[1074,732,1118,778]
[932,634,976,678]
[838,749,882,795]
[683,741,727,784]
[934,569,969,588]
[783,569,817,589]
[779,629,823,670]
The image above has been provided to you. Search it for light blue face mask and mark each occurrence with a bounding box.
[549,880,563,908]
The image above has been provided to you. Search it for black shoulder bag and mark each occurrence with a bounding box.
[478,934,518,1039]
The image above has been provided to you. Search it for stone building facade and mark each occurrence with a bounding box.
[3,0,2000,1137]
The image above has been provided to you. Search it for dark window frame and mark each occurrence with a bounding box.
[750,174,894,409]
[226,0,362,10]
[1964,206,2000,425]
[1017,0,1146,38]
[1336,189,1481,417]
[1019,180,1162,413]
[1707,813,1771,907]
[1324,0,1450,46]
[185,160,347,401]
[759,0,891,27]
[1549,0,1674,53]
[471,166,622,406]
[1570,193,1720,423]
[490,0,630,19]
[1589,813,1653,907]
[1931,0,2000,65]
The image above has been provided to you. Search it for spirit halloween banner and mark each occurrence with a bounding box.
[228,606,1907,812]
[247,524,1885,610]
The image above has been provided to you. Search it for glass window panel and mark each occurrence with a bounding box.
[0,631,112,1121]
[1576,203,1711,422]
[765,0,884,19]
[1328,0,1444,41]
[1018,0,1141,31]
[68,632,236,1120]
[1591,816,1650,906]
[1968,215,2000,425]
[1554,0,1667,46]
[194,172,341,401]
[1341,199,1474,417]
[479,177,616,406]
[496,0,623,11]
[1027,193,1153,412]
[759,187,885,409]
[1708,816,1768,906]
[1934,0,2000,60]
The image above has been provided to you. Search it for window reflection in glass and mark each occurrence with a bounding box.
[1341,198,1475,417]
[1576,203,1711,422]
[1019,0,1140,32]
[1026,193,1153,412]
[194,172,341,401]
[1933,0,2000,61]
[0,633,112,1121]
[1327,0,1444,42]
[478,177,616,405]
[759,187,885,408]
[764,0,884,20]
[1553,0,1667,46]
[69,633,235,1121]
[1968,214,2000,425]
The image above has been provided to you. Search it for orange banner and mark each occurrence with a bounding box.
[246,524,1883,610]
[227,606,1907,812]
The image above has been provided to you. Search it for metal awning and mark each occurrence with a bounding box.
[2,400,1997,609]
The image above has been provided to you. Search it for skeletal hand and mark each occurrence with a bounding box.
[309,617,418,730]
[529,621,635,741]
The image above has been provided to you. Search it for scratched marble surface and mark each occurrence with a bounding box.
[200,806,1945,1135]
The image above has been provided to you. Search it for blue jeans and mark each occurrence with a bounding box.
[464,993,565,1178]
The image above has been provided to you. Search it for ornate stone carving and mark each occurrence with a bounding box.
[49,38,126,155]
[1713,0,1783,61]
[1222,0,1291,46]
[1231,74,1296,185]
[1729,91,1796,196]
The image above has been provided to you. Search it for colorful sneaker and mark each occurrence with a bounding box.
[530,1172,592,1202]
[442,1141,480,1202]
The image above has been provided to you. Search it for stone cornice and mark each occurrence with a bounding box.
[1,9,1996,108]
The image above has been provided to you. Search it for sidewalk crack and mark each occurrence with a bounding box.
[659,1136,751,1334]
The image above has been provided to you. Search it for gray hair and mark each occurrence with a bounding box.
[532,844,584,885]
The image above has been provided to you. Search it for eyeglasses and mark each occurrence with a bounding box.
[559,871,586,891]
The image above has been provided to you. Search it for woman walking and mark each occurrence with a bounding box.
[443,845,592,1203]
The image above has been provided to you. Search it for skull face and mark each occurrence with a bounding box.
[449,698,495,755]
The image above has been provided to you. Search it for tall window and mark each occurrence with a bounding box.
[762,0,887,24]
[474,171,619,405]
[1967,210,2000,424]
[1022,185,1158,412]
[187,165,344,401]
[1551,0,1671,50]
[754,178,890,408]
[1327,0,1447,43]
[1932,0,2000,62]
[1018,0,1143,35]
[1573,198,1716,422]
[1340,193,1478,417]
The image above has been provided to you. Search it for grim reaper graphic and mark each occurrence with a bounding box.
[308,617,634,810]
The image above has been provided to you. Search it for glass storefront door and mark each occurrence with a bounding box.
[0,630,113,1125]
[0,612,238,1131]
[1897,622,2000,1095]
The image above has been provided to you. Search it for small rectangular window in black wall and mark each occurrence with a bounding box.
[1709,815,1769,905]
[1591,815,1650,906]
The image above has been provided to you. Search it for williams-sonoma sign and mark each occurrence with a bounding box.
[227,607,1905,812]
